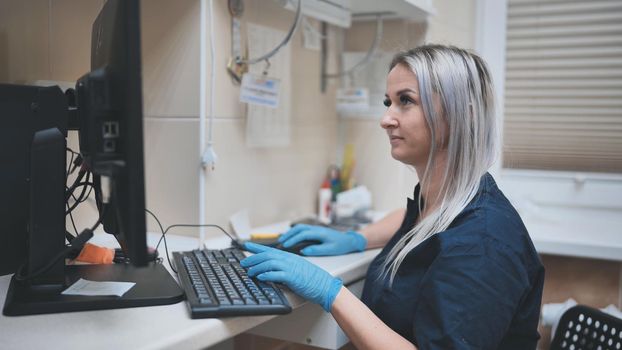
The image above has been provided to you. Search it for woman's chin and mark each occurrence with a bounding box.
[390,149,408,163]
[390,149,420,167]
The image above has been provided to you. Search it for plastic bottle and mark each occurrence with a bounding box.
[318,180,332,224]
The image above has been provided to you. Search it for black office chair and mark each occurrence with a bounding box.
[550,305,622,350]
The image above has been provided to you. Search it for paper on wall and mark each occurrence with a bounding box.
[245,23,291,148]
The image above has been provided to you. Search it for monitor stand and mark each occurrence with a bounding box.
[2,126,184,316]
[3,263,184,316]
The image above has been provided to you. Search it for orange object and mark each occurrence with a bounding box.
[75,243,115,264]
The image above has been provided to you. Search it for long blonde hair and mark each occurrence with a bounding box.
[381,45,498,284]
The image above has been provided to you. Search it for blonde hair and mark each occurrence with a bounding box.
[381,45,498,284]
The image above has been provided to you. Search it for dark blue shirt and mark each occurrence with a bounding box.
[361,173,544,349]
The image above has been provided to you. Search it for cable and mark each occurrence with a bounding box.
[200,0,219,175]
[143,209,239,274]
[91,207,104,231]
[199,0,219,260]
[151,221,239,271]
[14,227,94,283]
[236,0,302,65]
[65,168,87,202]
[145,209,165,239]
[157,224,238,251]
[145,209,175,273]
[67,202,79,236]
[160,226,175,273]
[80,185,94,205]
[66,147,82,175]
[323,15,385,79]
[66,148,75,181]
[65,181,95,215]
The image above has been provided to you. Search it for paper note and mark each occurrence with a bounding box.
[245,23,291,148]
[337,88,370,114]
[61,278,135,297]
[240,74,281,108]
[229,209,252,240]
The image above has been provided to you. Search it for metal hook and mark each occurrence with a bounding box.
[262,59,271,76]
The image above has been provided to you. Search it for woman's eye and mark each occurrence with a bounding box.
[383,99,391,107]
[399,95,413,105]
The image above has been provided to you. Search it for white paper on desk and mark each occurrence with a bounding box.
[61,278,135,297]
[229,209,251,240]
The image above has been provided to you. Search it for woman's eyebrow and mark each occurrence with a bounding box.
[396,88,418,95]
[385,88,419,99]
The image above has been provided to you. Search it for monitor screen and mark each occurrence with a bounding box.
[76,0,147,266]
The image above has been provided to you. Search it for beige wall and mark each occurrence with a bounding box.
[201,0,341,231]
[0,0,477,233]
[340,0,478,212]
[0,0,341,235]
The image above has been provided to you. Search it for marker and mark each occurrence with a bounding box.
[250,233,281,240]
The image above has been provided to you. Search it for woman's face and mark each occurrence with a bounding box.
[380,64,432,168]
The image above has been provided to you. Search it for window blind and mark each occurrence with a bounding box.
[503,0,622,173]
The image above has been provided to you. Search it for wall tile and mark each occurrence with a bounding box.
[49,0,104,82]
[141,0,200,117]
[340,119,419,212]
[0,0,49,83]
[204,117,337,233]
[143,117,200,234]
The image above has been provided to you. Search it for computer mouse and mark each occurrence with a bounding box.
[274,240,322,255]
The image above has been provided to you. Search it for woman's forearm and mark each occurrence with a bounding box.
[359,208,406,249]
[331,287,417,350]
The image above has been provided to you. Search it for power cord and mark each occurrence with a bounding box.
[65,180,95,215]
[144,209,240,275]
[145,209,174,273]
[66,147,82,176]
[13,215,101,283]
[66,202,79,238]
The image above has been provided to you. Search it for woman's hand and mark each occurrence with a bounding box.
[241,242,343,312]
[278,224,367,256]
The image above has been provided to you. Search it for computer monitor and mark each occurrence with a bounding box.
[2,0,184,316]
[76,0,148,266]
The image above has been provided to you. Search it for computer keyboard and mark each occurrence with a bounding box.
[172,247,291,318]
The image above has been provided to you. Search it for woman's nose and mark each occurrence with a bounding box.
[380,111,398,129]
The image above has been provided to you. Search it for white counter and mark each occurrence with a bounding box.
[0,232,381,350]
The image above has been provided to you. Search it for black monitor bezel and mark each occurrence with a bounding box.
[77,0,148,266]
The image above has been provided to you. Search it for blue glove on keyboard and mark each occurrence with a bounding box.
[241,242,343,312]
[278,224,367,256]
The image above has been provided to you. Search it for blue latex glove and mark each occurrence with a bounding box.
[241,242,343,312]
[278,224,367,256]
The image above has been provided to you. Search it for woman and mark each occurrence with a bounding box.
[241,45,544,350]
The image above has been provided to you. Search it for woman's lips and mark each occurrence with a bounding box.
[389,135,404,145]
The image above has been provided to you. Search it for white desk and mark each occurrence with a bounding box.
[0,232,381,350]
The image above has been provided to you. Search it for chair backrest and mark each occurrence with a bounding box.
[550,305,622,350]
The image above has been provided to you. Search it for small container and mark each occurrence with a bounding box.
[318,186,332,224]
